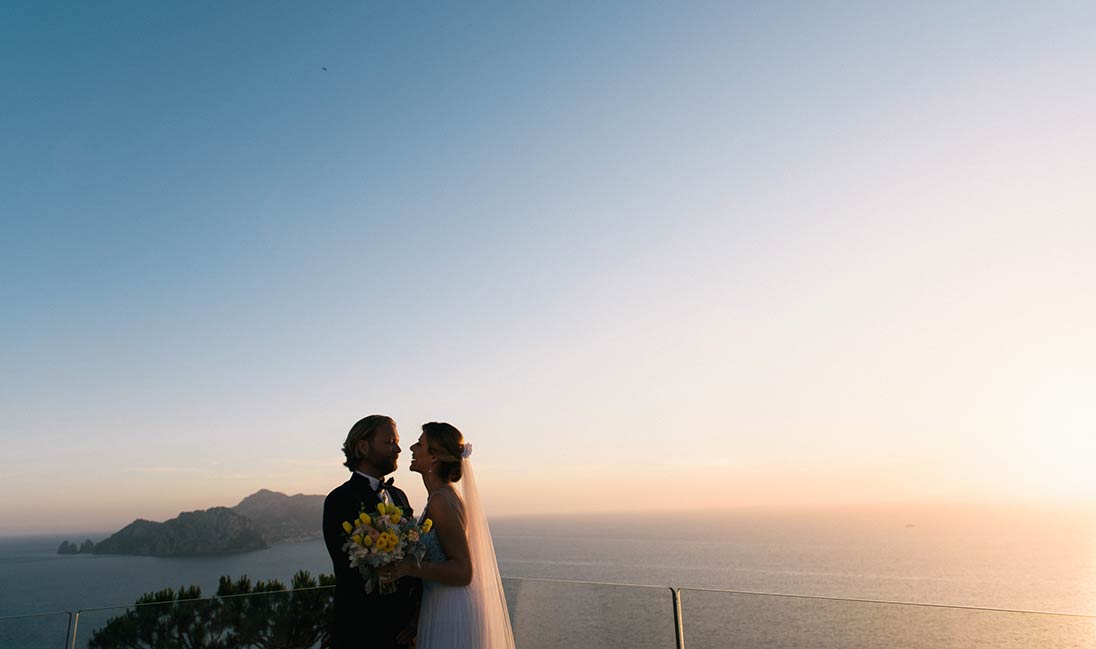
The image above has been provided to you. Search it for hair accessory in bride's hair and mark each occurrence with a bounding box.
[460,442,473,459]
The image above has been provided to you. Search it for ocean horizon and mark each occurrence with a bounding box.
[4,504,1096,614]
[4,504,1095,648]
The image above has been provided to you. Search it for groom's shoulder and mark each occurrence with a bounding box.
[325,476,356,503]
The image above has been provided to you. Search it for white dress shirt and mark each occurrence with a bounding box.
[355,470,392,504]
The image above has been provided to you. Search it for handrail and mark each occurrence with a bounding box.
[500,575,673,590]
[676,586,1096,619]
[0,610,73,621]
[69,583,334,614]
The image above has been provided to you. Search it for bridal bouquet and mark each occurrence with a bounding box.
[341,502,432,594]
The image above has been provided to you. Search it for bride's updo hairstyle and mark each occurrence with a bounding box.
[422,422,465,482]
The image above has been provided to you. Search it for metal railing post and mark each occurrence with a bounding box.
[69,612,79,649]
[63,611,72,649]
[671,587,685,649]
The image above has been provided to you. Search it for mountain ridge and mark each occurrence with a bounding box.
[58,489,326,556]
[231,489,325,543]
[92,507,268,556]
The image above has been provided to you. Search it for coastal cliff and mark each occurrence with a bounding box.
[92,507,268,556]
[60,489,326,556]
[231,489,324,543]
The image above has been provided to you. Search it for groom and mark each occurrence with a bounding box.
[323,415,420,649]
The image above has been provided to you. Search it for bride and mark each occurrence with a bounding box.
[380,422,516,649]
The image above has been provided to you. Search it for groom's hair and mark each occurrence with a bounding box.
[342,415,395,471]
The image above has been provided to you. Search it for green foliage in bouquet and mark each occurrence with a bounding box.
[88,570,335,649]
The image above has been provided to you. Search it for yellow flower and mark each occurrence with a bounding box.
[352,534,363,545]
[391,507,403,520]
[362,536,373,547]
[377,502,388,515]
[421,518,432,533]
[359,513,371,526]
[342,521,353,534]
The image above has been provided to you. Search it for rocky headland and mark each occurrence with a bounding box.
[58,489,325,557]
[92,507,268,556]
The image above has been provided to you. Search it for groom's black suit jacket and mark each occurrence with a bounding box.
[323,473,420,649]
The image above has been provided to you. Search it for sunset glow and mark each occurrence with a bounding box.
[2,2,1095,535]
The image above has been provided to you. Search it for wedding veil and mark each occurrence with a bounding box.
[459,455,517,648]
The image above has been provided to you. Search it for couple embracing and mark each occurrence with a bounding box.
[322,415,515,649]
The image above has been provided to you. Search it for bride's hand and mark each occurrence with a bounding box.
[379,557,417,584]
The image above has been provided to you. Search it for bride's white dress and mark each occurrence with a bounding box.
[415,460,516,649]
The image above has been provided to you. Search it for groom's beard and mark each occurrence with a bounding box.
[377,456,398,475]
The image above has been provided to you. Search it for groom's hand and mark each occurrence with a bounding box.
[396,621,417,647]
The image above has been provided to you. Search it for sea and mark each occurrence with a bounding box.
[2,505,1095,648]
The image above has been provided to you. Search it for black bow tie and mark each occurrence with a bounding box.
[374,477,394,493]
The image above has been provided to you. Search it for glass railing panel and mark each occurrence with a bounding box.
[0,611,71,649]
[72,587,333,649]
[72,578,677,648]
[502,578,677,649]
[680,588,1096,649]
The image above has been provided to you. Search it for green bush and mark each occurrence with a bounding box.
[88,571,335,649]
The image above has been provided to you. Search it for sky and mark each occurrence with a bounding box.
[2,1,1095,535]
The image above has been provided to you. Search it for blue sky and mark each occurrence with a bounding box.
[3,1,1095,534]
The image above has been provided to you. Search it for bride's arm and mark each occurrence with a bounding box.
[388,494,473,587]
